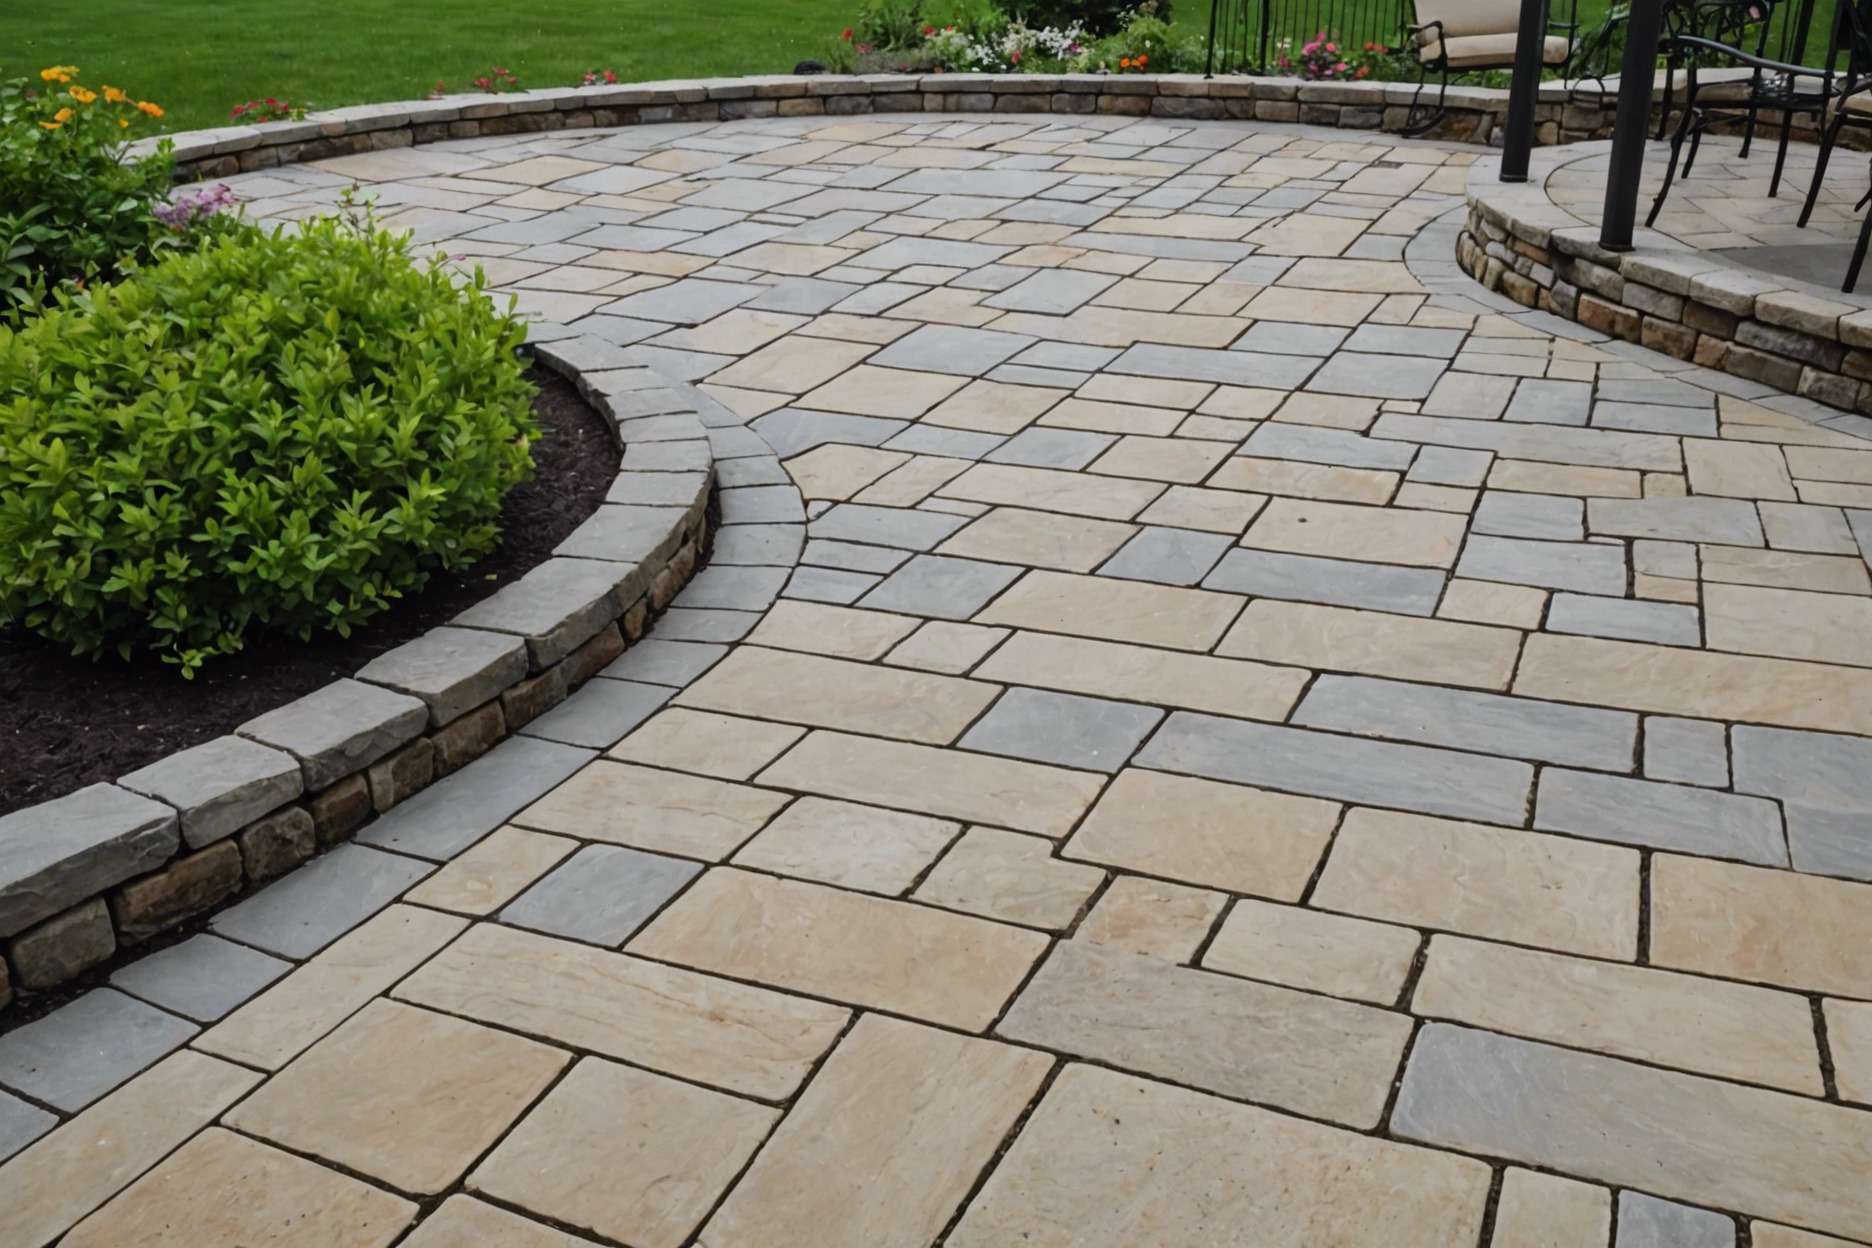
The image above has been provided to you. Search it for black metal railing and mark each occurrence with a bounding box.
[1206,0,1415,74]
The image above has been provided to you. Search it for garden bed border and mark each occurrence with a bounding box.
[1460,142,1872,423]
[0,345,721,1010]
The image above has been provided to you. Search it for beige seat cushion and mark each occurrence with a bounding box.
[1420,32,1571,67]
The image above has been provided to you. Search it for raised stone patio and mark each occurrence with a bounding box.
[6,109,1872,1248]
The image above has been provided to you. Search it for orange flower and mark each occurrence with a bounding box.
[1120,55,1132,67]
[103,85,128,103]
[118,116,130,128]
[69,85,97,104]
[39,65,77,83]
[1137,53,1149,65]
[39,120,61,130]
[136,100,164,118]
[52,107,74,123]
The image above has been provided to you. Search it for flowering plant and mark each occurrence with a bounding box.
[472,66,521,93]
[0,68,175,315]
[229,97,308,122]
[153,182,239,232]
[1071,4,1205,73]
[578,68,620,85]
[1281,30,1360,79]
[923,20,1086,71]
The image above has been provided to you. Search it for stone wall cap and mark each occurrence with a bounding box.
[118,736,303,850]
[237,679,429,790]
[0,785,179,938]
[356,626,529,728]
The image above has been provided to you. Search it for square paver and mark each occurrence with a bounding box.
[1099,526,1235,585]
[961,688,1163,772]
[0,989,197,1112]
[211,844,431,958]
[859,554,1023,619]
[501,843,702,946]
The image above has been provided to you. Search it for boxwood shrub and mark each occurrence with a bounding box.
[0,217,538,675]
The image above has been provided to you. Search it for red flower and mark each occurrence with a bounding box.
[922,23,936,33]
[841,26,853,39]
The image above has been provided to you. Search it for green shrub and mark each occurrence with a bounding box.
[0,218,538,675]
[0,68,179,316]
[1006,0,1170,36]
[1072,3,1207,71]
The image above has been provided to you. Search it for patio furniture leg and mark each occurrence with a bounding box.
[1683,117,1706,177]
[1798,105,1849,228]
[1770,103,1797,197]
[1740,67,1765,155]
[1646,101,1697,227]
[1846,198,1872,291]
[1656,60,1676,139]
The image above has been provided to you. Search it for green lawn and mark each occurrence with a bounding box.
[0,0,857,132]
[0,0,1844,135]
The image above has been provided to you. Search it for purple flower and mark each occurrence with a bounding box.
[155,182,237,230]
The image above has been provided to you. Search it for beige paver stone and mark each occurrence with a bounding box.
[1088,434,1232,483]
[941,462,1166,520]
[195,904,467,1069]
[403,1197,604,1248]
[743,599,920,660]
[936,506,1137,572]
[914,827,1105,929]
[801,312,915,344]
[393,923,847,1099]
[1650,854,1872,998]
[949,1064,1489,1247]
[1487,459,1643,498]
[710,336,874,393]
[1703,582,1872,667]
[1243,284,1382,327]
[1312,808,1639,959]
[1210,456,1399,503]
[402,826,578,916]
[1095,276,1201,311]
[758,729,1103,836]
[1138,484,1268,533]
[1827,999,1872,1105]
[1246,215,1372,259]
[1076,874,1226,960]
[1515,633,1872,735]
[699,1015,1051,1248]
[657,308,808,355]
[1067,769,1338,899]
[855,454,971,505]
[61,1128,415,1248]
[1198,385,1288,420]
[676,645,998,743]
[466,154,607,185]
[1282,256,1426,292]
[922,379,1067,434]
[999,941,1410,1127]
[1489,1169,1610,1248]
[976,569,1243,651]
[731,241,856,274]
[994,305,1246,348]
[884,620,1008,673]
[225,999,568,1195]
[0,1051,262,1248]
[1395,481,1476,512]
[630,868,1050,1030]
[1752,1227,1866,1248]
[1437,577,1547,627]
[1685,439,1797,500]
[609,708,805,780]
[1202,898,1418,1005]
[1038,397,1183,436]
[471,1058,775,1248]
[1700,544,1871,594]
[1219,599,1522,690]
[1414,934,1822,1092]
[976,632,1307,721]
[1245,498,1466,567]
[783,443,909,499]
[1079,374,1216,408]
[800,365,967,419]
[731,796,958,893]
[1272,392,1380,431]
[515,760,789,859]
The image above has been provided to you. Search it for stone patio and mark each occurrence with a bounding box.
[6,111,1872,1247]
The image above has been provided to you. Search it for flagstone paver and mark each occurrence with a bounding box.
[10,113,1872,1248]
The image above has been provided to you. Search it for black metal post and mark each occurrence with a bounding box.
[1501,0,1552,180]
[1599,0,1665,250]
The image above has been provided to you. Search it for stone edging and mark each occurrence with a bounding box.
[1460,143,1872,427]
[0,339,725,1011]
[143,72,1683,181]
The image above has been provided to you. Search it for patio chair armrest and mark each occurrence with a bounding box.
[1406,18,1445,46]
[1664,34,1828,78]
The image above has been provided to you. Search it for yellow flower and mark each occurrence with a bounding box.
[118,117,130,128]
[103,85,128,103]
[136,100,164,118]
[39,120,61,130]
[39,65,77,83]
[53,107,75,124]
[69,86,97,104]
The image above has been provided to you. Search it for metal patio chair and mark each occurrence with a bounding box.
[1402,0,1578,132]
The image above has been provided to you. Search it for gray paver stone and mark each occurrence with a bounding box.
[1546,594,1702,645]
[237,679,429,791]
[600,639,727,687]
[1456,535,1627,595]
[358,736,597,861]
[1100,528,1235,586]
[501,844,701,946]
[0,988,197,1112]
[962,689,1163,772]
[1534,769,1786,865]
[520,679,671,749]
[1204,549,1444,615]
[859,554,1023,620]
[1588,497,1765,547]
[1617,1193,1735,1248]
[454,557,637,668]
[1643,718,1731,788]
[1733,725,1872,880]
[109,934,291,1023]
[210,843,431,958]
[1473,492,1584,542]
[0,1089,53,1163]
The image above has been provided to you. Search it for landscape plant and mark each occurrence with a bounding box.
[0,216,539,675]
[0,67,175,316]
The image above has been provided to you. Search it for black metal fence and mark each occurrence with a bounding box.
[1204,0,1414,74]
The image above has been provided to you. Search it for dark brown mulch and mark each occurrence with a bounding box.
[0,365,620,817]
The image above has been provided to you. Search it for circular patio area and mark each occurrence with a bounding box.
[6,110,1872,1248]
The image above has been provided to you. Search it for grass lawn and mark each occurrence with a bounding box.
[0,0,858,132]
[0,0,1845,135]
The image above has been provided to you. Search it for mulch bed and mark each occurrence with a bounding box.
[0,365,620,817]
